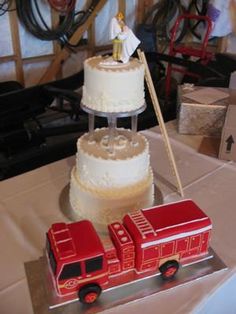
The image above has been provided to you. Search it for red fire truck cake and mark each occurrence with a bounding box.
[46,199,212,304]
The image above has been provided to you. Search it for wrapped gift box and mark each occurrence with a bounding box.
[177,85,229,136]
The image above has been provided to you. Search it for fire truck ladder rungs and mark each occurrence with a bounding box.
[51,224,76,258]
[129,211,156,238]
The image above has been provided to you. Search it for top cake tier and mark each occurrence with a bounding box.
[82,56,145,113]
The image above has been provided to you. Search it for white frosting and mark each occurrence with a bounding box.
[70,167,154,227]
[76,129,150,188]
[82,56,145,112]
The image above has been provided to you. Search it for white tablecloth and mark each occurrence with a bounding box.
[1,121,236,314]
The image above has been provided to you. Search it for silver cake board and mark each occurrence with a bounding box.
[24,247,227,314]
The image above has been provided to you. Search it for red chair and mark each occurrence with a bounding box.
[165,14,213,98]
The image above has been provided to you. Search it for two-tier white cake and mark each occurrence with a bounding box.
[69,55,154,227]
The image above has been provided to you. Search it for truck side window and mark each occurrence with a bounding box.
[59,262,82,280]
[85,256,103,273]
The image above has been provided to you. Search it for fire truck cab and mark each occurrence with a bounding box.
[46,199,212,304]
[46,220,108,303]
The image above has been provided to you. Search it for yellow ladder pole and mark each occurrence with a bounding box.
[137,49,184,197]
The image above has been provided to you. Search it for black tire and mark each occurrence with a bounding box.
[159,260,179,280]
[78,283,101,304]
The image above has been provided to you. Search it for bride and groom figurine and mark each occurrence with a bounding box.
[109,12,140,64]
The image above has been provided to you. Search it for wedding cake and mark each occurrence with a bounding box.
[69,47,154,229]
[69,128,154,227]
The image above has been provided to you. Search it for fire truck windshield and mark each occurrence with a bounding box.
[58,255,103,281]
[59,262,82,280]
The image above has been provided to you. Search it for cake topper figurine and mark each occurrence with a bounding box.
[110,12,140,63]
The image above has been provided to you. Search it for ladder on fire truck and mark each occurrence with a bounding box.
[137,49,184,197]
[129,210,157,239]
[51,223,76,259]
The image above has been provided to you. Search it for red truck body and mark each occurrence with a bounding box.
[46,199,212,303]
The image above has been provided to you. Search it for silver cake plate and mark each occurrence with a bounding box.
[80,102,147,118]
[24,247,227,314]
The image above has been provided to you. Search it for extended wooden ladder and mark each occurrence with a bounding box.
[129,210,156,239]
[137,49,184,197]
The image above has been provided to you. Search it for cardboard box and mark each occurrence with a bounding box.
[177,85,229,136]
[219,105,236,161]
[229,71,236,105]
[219,72,236,161]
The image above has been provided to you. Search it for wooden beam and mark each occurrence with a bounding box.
[88,22,96,57]
[38,0,108,84]
[51,8,62,80]
[94,44,112,52]
[23,54,56,64]
[8,9,24,85]
[0,55,17,63]
[136,0,153,24]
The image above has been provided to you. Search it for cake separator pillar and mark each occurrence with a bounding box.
[131,114,138,146]
[107,114,117,155]
[80,103,146,153]
[88,112,95,144]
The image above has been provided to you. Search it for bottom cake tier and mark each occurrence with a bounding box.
[69,166,154,227]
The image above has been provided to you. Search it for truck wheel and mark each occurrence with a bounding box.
[159,260,179,280]
[78,284,101,304]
